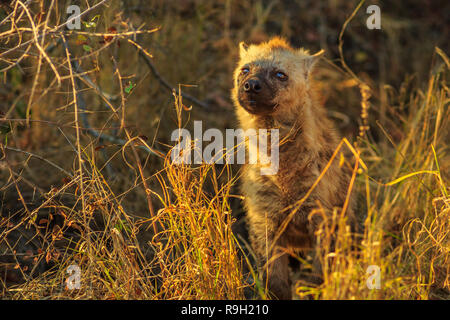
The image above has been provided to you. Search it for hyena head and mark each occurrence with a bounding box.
[233,37,323,116]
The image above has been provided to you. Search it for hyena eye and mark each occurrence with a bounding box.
[241,67,250,75]
[275,71,288,81]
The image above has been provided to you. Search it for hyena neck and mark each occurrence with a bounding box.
[236,94,333,156]
[263,103,327,154]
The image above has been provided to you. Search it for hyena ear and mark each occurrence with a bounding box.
[302,49,325,78]
[239,42,249,57]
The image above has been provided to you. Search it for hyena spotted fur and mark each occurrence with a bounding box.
[232,37,356,299]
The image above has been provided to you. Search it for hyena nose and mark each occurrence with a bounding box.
[244,79,262,93]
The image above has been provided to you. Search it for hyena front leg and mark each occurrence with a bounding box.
[248,217,292,300]
[263,240,292,300]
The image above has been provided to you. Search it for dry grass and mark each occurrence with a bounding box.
[0,0,448,300]
[297,69,449,300]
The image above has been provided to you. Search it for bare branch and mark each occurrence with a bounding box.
[130,39,212,111]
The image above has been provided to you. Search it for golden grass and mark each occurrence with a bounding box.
[297,66,449,299]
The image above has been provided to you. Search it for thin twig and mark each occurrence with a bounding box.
[61,47,163,157]
[74,66,164,157]
[3,146,73,178]
[0,0,110,58]
[131,39,211,110]
[112,55,158,234]
[338,0,365,86]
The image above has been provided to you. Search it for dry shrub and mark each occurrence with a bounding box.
[153,155,245,299]
[296,60,449,300]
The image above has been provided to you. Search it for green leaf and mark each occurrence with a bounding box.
[76,34,88,45]
[125,82,135,94]
[82,44,92,52]
[114,219,131,233]
[82,20,97,28]
[91,14,100,22]
[115,222,123,232]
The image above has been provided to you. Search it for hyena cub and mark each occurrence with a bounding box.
[232,38,355,299]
